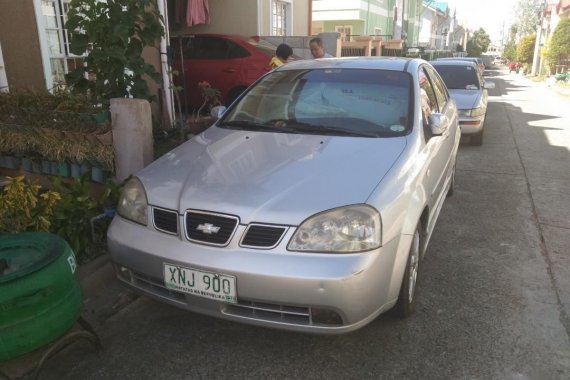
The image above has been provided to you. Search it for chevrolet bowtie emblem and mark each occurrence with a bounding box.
[196,223,221,234]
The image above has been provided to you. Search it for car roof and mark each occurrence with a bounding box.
[437,57,482,64]
[274,56,423,73]
[430,60,478,68]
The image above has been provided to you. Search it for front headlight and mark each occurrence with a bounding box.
[288,205,381,253]
[117,177,148,225]
[470,107,485,117]
[458,109,471,117]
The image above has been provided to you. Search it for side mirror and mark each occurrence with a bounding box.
[483,81,495,89]
[428,113,448,136]
[210,105,227,121]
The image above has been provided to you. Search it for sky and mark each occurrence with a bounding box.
[445,0,519,44]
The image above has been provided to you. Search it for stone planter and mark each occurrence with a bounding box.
[91,166,105,183]
[21,158,32,172]
[41,160,51,174]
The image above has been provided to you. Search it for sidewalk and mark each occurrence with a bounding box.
[549,82,570,97]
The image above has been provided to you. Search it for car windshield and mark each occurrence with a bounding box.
[433,65,480,90]
[219,68,412,137]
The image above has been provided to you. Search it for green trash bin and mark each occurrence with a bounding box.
[0,232,83,362]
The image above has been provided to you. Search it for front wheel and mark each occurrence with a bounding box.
[391,224,421,318]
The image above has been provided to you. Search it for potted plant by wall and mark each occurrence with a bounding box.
[65,0,165,109]
[187,81,221,135]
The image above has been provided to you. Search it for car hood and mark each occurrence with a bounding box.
[138,127,406,225]
[448,89,482,110]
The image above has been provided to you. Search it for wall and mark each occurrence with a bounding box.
[0,0,46,90]
[312,0,391,37]
[170,0,309,37]
[263,32,341,59]
[293,0,310,35]
[141,46,162,126]
[171,0,259,36]
[419,9,435,46]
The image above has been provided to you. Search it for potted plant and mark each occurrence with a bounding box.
[187,81,221,135]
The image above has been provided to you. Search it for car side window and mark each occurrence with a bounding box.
[197,37,230,59]
[419,67,439,140]
[171,37,199,59]
[419,67,438,114]
[425,67,448,110]
[227,41,250,59]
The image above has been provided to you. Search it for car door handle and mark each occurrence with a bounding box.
[222,68,236,73]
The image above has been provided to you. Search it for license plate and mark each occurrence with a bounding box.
[164,264,237,304]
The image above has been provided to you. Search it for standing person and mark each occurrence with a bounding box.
[309,37,333,59]
[269,43,294,69]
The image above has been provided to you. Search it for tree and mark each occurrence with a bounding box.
[517,34,536,64]
[65,0,164,107]
[503,42,517,61]
[466,28,491,57]
[515,0,542,37]
[503,25,518,61]
[545,19,570,71]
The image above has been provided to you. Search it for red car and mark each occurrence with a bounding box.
[170,34,277,108]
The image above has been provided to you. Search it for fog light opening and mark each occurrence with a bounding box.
[310,308,343,326]
[117,266,134,283]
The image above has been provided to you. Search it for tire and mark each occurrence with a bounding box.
[391,224,421,318]
[470,129,483,146]
[0,233,82,361]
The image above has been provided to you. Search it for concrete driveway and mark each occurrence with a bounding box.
[3,68,570,380]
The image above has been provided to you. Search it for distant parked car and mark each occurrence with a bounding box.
[431,60,495,145]
[108,57,460,334]
[436,57,485,76]
[170,34,278,108]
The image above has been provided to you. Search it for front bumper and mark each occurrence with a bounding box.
[107,215,412,334]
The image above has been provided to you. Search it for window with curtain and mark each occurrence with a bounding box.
[41,0,83,87]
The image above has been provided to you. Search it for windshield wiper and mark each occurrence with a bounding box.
[218,120,301,134]
[293,123,383,137]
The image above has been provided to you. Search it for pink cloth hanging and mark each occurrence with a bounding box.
[186,0,210,26]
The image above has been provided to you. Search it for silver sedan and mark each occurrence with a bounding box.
[431,60,495,145]
[108,57,460,334]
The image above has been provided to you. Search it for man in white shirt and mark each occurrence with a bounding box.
[309,37,333,59]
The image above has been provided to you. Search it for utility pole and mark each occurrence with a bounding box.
[531,0,547,76]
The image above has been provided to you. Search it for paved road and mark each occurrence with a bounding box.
[8,69,570,380]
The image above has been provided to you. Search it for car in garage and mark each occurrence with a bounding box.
[431,59,494,145]
[170,34,277,108]
[108,57,460,334]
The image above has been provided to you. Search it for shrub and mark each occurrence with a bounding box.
[0,176,61,233]
[545,19,570,72]
[0,175,124,261]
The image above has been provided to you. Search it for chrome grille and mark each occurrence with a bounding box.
[153,208,178,234]
[185,211,239,246]
[240,224,287,248]
[224,300,311,325]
